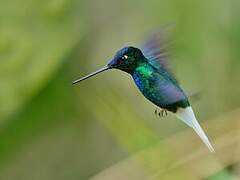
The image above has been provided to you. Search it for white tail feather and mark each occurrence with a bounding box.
[176,106,215,152]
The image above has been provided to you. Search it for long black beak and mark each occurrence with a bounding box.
[72,66,110,85]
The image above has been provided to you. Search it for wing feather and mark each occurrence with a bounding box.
[141,26,174,77]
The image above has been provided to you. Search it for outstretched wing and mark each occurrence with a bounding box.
[141,26,176,80]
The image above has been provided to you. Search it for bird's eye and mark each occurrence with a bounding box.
[122,55,128,60]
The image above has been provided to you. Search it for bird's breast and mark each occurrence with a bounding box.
[132,67,188,112]
[132,70,163,104]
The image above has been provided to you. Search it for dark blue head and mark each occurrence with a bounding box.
[72,46,145,84]
[108,46,145,74]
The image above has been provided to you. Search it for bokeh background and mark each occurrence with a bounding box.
[0,0,240,179]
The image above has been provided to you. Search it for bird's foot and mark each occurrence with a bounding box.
[154,108,168,118]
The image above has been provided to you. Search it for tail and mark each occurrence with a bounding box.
[176,106,215,152]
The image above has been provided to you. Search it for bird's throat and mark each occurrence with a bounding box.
[134,63,154,78]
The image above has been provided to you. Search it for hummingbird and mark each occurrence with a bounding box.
[72,31,215,152]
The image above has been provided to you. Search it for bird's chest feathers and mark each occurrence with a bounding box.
[132,64,172,106]
[133,65,156,95]
[135,65,153,77]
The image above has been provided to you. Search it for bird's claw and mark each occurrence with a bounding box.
[155,108,168,118]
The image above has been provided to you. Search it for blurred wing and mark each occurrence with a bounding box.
[141,26,176,79]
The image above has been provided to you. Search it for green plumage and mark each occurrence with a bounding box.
[132,60,189,112]
[107,45,190,112]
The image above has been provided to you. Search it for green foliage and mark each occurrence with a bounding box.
[0,0,83,123]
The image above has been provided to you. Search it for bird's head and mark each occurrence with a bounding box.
[72,46,145,85]
[108,46,145,73]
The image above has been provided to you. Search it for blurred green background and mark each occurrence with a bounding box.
[0,0,240,179]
